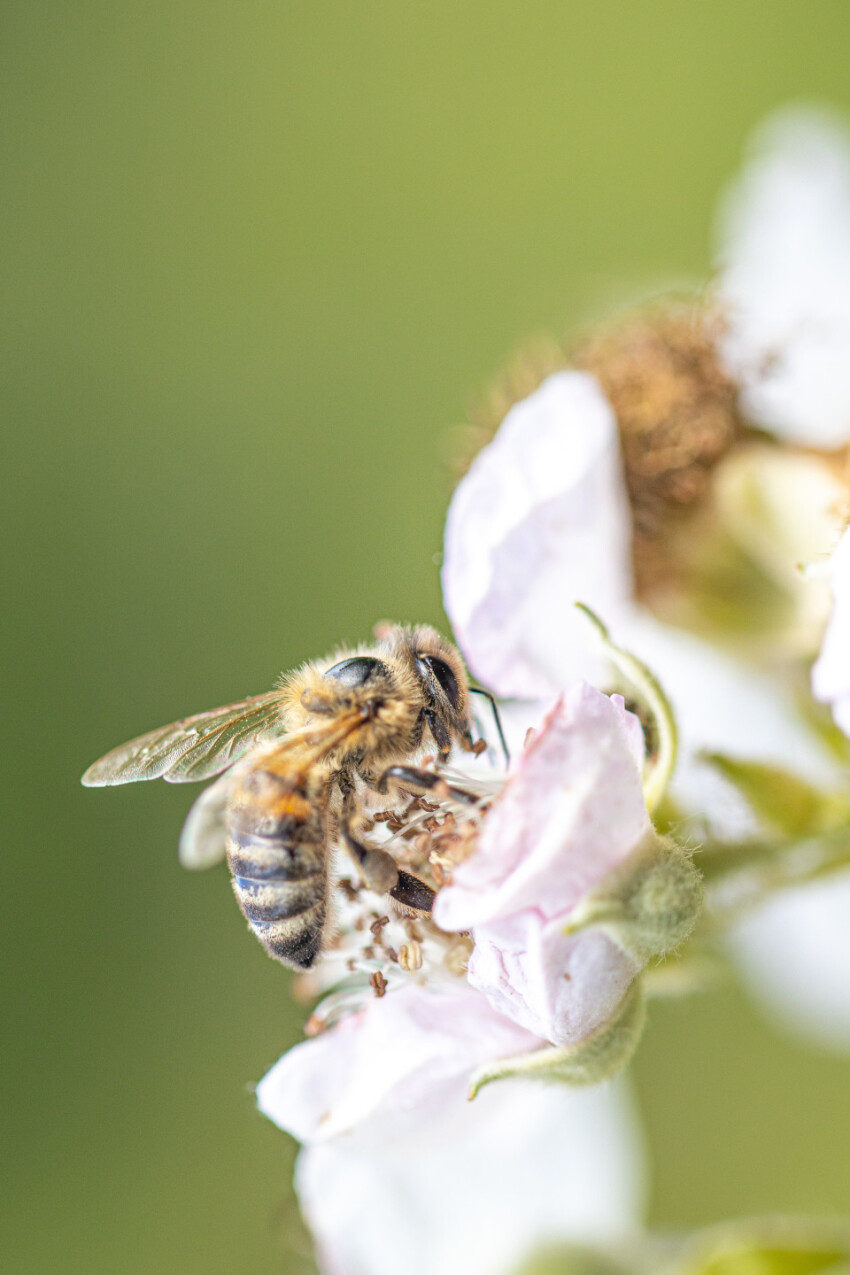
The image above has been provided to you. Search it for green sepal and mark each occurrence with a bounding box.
[700,752,847,839]
[562,833,703,965]
[675,1218,850,1275]
[467,981,645,1099]
[576,603,678,813]
[795,689,850,767]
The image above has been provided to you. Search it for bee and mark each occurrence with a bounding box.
[82,625,505,969]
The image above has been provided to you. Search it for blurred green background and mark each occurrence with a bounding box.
[4,3,850,1272]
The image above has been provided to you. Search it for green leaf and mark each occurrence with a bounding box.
[678,1220,850,1275]
[699,753,839,838]
[685,1246,847,1275]
[795,689,850,766]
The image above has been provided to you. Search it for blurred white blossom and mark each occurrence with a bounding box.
[256,984,541,1142]
[710,110,850,1051]
[716,105,850,448]
[730,872,850,1051]
[257,984,645,1275]
[729,523,850,1051]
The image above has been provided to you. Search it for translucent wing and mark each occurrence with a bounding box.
[81,691,286,787]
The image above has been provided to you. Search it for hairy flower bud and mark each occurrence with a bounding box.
[563,832,702,966]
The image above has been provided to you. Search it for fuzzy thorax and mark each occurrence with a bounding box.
[277,624,473,773]
[282,660,425,770]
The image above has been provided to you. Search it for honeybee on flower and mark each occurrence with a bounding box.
[254,103,850,1275]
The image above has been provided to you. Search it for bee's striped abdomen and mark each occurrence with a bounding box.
[226,775,328,969]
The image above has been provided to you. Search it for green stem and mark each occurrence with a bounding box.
[576,603,678,814]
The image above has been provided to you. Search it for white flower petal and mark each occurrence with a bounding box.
[434,684,649,932]
[443,371,634,698]
[255,984,541,1143]
[468,917,639,1046]
[716,104,850,447]
[812,525,850,737]
[730,871,850,1051]
[433,685,647,1046]
[295,1078,646,1275]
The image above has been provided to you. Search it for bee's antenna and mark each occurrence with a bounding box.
[468,687,510,766]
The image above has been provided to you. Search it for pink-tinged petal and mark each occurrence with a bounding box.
[442,370,634,698]
[716,105,850,448]
[812,526,850,737]
[295,1078,646,1275]
[255,984,541,1143]
[468,915,640,1046]
[434,684,649,932]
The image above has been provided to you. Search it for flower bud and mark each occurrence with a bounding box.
[563,831,703,966]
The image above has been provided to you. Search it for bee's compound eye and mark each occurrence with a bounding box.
[417,655,461,709]
[323,656,389,688]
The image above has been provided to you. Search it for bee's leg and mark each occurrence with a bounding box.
[376,765,479,806]
[423,709,452,760]
[339,810,435,914]
[340,813,400,895]
[390,869,435,915]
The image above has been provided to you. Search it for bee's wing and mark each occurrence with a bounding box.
[178,772,233,870]
[81,691,286,787]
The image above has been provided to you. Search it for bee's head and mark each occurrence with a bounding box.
[389,625,473,758]
[282,626,474,765]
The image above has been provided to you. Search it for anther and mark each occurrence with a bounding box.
[369,971,388,998]
[398,941,423,972]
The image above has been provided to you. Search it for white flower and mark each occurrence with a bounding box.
[440,323,850,1057]
[436,688,648,929]
[730,872,850,1051]
[443,371,633,699]
[441,369,838,835]
[716,119,850,1047]
[257,984,646,1275]
[435,685,650,1045]
[716,104,850,448]
[812,524,850,737]
[256,984,542,1143]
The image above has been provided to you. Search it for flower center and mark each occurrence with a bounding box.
[573,303,741,600]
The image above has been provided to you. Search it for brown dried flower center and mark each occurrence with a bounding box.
[573,305,742,596]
